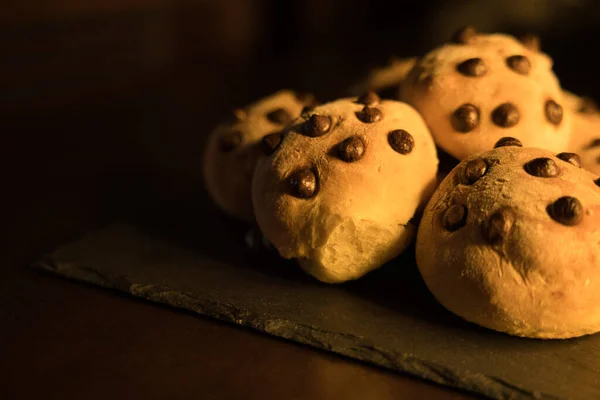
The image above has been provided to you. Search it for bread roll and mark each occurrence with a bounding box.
[400,27,571,160]
[253,94,438,283]
[416,139,600,338]
[203,90,314,220]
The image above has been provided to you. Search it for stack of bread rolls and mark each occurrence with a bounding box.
[203,26,600,339]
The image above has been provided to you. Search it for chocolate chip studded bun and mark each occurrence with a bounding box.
[252,94,438,283]
[203,90,314,221]
[348,57,417,99]
[563,91,600,176]
[400,27,572,160]
[416,138,600,339]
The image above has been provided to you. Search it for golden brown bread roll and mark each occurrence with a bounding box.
[253,95,438,283]
[400,27,572,160]
[416,138,600,339]
[203,90,314,220]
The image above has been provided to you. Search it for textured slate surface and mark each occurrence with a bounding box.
[35,195,600,400]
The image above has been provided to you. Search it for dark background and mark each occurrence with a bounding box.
[1,1,599,398]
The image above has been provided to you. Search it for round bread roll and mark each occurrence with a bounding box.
[400,27,572,160]
[348,57,417,99]
[203,90,314,221]
[416,138,600,339]
[563,91,600,176]
[252,94,439,283]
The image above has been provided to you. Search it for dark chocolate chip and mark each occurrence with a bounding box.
[357,91,380,106]
[442,204,468,232]
[545,100,563,125]
[288,169,318,199]
[506,55,531,75]
[451,104,480,133]
[356,106,383,123]
[451,26,477,44]
[388,129,414,154]
[219,131,242,152]
[492,103,520,128]
[556,152,581,168]
[482,207,516,244]
[547,196,583,226]
[595,178,600,187]
[463,158,488,184]
[587,138,600,149]
[457,58,487,77]
[494,137,523,148]
[260,132,283,155]
[303,114,331,137]
[337,136,366,162]
[266,108,293,125]
[520,34,541,51]
[524,157,559,177]
[579,97,598,114]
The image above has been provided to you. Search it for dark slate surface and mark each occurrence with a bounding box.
[35,193,600,400]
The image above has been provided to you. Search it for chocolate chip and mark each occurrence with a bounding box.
[337,136,366,162]
[545,100,563,125]
[520,34,541,51]
[288,169,318,199]
[547,196,583,226]
[451,26,477,44]
[463,159,488,184]
[219,131,242,152]
[442,204,468,232]
[457,58,487,77]
[579,97,598,114]
[267,108,293,125]
[556,152,581,168]
[356,106,383,123]
[260,132,283,155]
[494,137,523,148]
[388,129,414,154]
[492,103,520,128]
[587,138,600,149]
[506,55,531,75]
[482,207,516,244]
[357,91,380,106]
[451,104,480,133]
[595,178,600,187]
[524,157,559,178]
[303,114,331,137]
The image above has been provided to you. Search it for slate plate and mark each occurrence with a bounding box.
[35,193,600,400]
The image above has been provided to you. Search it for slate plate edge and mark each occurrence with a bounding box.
[34,257,560,400]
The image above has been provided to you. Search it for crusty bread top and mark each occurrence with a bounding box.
[203,90,312,220]
[401,33,571,160]
[416,144,600,338]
